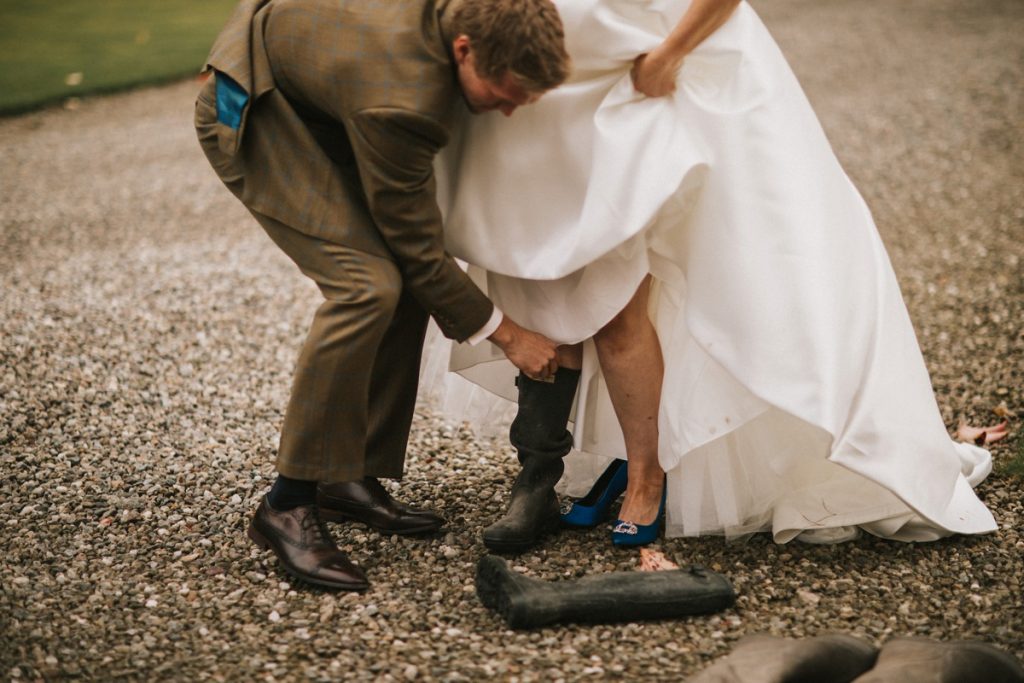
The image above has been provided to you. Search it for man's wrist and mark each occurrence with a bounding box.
[487,315,514,348]
[469,307,503,346]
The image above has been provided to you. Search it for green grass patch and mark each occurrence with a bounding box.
[1003,437,1024,479]
[0,0,238,115]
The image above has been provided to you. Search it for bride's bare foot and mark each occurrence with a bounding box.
[617,472,665,526]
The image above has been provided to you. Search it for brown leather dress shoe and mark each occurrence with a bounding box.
[317,477,444,535]
[247,497,368,591]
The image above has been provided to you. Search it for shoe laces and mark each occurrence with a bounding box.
[300,510,333,546]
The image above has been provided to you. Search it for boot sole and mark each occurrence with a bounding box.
[475,555,527,628]
[474,555,505,610]
[247,523,369,592]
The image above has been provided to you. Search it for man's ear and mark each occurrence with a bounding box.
[452,34,471,65]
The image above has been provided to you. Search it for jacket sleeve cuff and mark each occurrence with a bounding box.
[466,307,503,346]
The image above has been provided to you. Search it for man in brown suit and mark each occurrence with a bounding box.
[195,0,570,590]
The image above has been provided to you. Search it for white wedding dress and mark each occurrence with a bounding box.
[421,0,996,542]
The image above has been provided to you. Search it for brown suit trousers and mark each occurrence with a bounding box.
[197,86,427,482]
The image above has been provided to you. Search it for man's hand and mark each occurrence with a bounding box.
[488,316,559,381]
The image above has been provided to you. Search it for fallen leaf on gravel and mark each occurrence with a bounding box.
[955,420,1009,445]
[638,548,679,571]
[993,403,1017,419]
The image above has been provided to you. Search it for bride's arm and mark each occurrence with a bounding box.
[631,0,741,97]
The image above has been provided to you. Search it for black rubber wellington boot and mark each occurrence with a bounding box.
[482,368,581,554]
[475,554,735,629]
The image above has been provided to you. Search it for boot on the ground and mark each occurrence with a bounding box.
[475,554,735,629]
[481,368,581,554]
[851,637,1024,683]
[687,633,879,683]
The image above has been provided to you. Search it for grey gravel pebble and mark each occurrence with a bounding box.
[1,0,1022,680]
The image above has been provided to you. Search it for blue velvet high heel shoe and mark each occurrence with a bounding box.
[560,459,628,528]
[611,482,666,547]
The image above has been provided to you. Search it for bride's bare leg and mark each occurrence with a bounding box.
[593,275,664,525]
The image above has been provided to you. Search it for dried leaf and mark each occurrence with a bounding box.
[638,548,679,571]
[993,403,1018,419]
[956,420,1009,446]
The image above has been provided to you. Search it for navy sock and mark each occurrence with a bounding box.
[266,474,317,510]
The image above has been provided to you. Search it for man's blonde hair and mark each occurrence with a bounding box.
[451,0,571,93]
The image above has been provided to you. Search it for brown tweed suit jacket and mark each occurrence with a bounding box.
[202,0,493,341]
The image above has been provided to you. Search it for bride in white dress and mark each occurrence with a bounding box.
[423,0,997,542]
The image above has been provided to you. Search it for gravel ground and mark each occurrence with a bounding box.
[2,0,1022,680]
